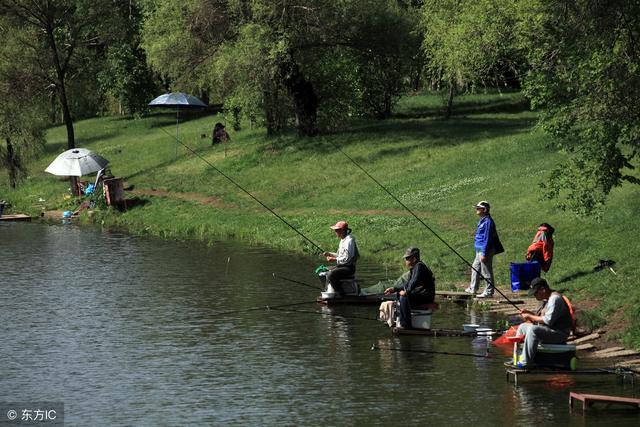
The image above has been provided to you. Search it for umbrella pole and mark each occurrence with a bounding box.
[175,109,179,158]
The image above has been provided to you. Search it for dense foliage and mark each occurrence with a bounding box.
[516,0,640,215]
[0,0,639,212]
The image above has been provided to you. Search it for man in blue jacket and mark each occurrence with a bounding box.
[465,201,503,298]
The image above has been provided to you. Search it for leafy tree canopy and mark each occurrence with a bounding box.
[516,0,640,214]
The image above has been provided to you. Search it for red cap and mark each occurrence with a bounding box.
[330,220,348,230]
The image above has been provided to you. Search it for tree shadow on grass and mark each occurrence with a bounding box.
[141,109,219,130]
[395,96,531,120]
[42,131,123,155]
[296,115,536,157]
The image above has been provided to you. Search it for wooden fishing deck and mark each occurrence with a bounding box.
[0,214,32,222]
[317,290,474,305]
[436,291,473,300]
[505,366,636,386]
[569,391,640,413]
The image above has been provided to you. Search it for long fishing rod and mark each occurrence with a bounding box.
[269,306,380,322]
[158,127,324,254]
[326,140,520,310]
[272,273,320,291]
[371,344,491,359]
[209,299,317,318]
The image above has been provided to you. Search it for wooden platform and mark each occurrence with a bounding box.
[0,214,32,222]
[569,391,640,413]
[436,291,472,300]
[391,327,475,337]
[505,367,636,386]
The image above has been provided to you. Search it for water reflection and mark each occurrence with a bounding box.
[1,223,638,426]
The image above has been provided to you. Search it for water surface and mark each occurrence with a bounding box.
[1,222,638,426]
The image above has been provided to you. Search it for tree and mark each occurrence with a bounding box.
[420,0,521,118]
[0,24,47,188]
[141,0,421,135]
[97,2,158,115]
[516,0,640,214]
[0,0,131,149]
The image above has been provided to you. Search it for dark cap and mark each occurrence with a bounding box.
[474,200,490,211]
[528,277,549,296]
[403,247,420,259]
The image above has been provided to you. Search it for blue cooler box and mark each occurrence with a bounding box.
[510,261,541,292]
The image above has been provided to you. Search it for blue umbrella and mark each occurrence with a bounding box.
[148,92,208,157]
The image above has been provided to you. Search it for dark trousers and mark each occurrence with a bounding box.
[327,265,355,295]
[398,295,433,328]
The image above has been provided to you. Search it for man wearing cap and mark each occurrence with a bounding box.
[322,221,360,295]
[384,247,435,329]
[465,200,503,298]
[513,278,574,368]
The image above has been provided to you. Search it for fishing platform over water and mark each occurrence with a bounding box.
[317,290,475,305]
[505,366,637,386]
[0,214,32,222]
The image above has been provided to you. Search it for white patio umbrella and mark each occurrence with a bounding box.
[45,148,109,177]
[148,92,208,157]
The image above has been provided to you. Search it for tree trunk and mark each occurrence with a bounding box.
[280,58,318,137]
[264,90,277,137]
[57,80,75,150]
[6,138,18,189]
[45,20,75,150]
[445,79,456,120]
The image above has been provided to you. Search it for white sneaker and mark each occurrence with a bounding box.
[476,292,494,299]
[464,288,476,294]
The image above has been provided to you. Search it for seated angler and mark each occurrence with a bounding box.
[322,221,359,296]
[514,278,575,368]
[384,247,435,329]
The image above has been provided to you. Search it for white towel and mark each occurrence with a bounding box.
[378,301,396,327]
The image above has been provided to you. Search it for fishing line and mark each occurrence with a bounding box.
[158,126,324,254]
[272,273,320,291]
[326,140,520,310]
[209,299,318,318]
[269,306,380,321]
[372,344,491,359]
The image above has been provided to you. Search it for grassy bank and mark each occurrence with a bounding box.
[3,91,639,348]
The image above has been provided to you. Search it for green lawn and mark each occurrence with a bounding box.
[3,90,639,348]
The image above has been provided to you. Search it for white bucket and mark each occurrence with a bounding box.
[411,309,433,330]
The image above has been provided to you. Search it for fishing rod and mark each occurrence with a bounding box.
[272,273,320,291]
[209,299,318,318]
[158,127,325,254]
[371,344,491,359]
[269,306,380,322]
[326,140,520,310]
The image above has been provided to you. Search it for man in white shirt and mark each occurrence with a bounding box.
[322,220,359,295]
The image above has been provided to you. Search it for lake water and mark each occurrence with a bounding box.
[1,222,638,426]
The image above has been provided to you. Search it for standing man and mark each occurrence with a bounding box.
[513,278,574,368]
[323,220,359,295]
[384,247,435,329]
[465,200,503,298]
